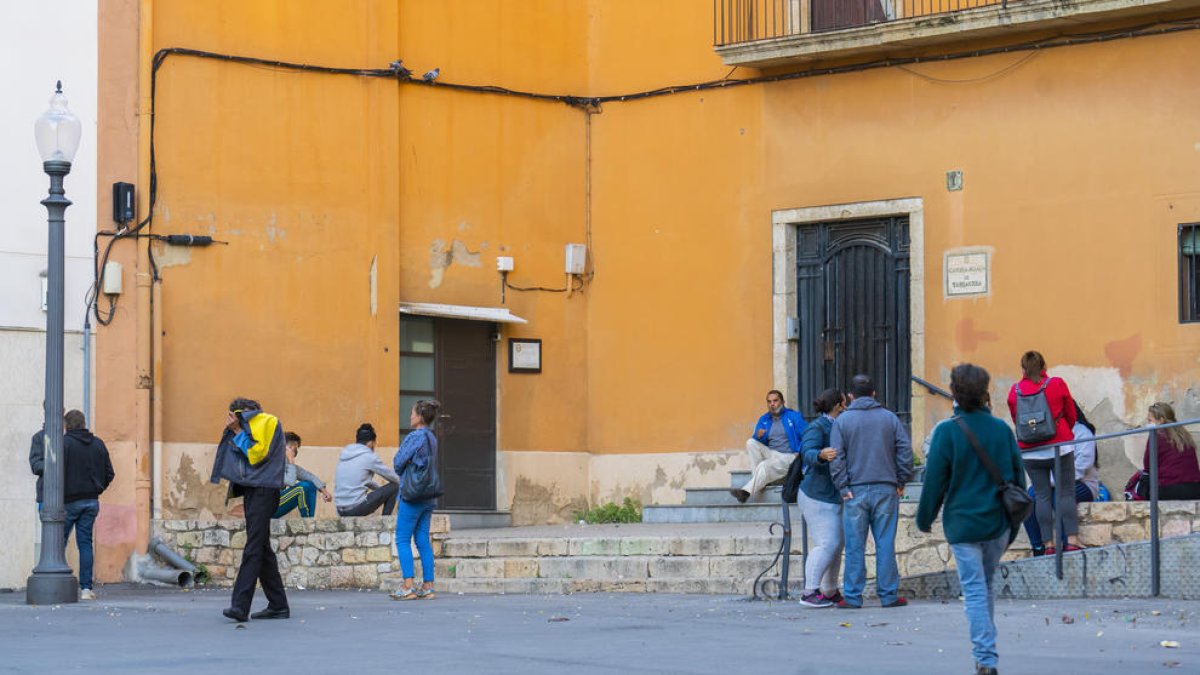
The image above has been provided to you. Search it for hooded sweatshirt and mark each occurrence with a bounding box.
[829,396,914,496]
[334,443,400,508]
[63,428,116,503]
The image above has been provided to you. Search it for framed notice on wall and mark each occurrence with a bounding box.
[944,250,991,297]
[508,338,542,373]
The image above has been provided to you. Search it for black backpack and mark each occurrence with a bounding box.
[1014,379,1058,445]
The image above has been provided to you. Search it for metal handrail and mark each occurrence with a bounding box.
[913,370,1197,597]
[1029,419,1200,595]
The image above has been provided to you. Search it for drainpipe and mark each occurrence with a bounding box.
[136,0,156,548]
[82,314,90,422]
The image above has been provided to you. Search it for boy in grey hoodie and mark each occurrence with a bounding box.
[829,374,913,609]
[334,423,400,516]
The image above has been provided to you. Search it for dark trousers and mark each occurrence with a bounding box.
[337,482,398,517]
[231,486,288,614]
[1022,481,1095,549]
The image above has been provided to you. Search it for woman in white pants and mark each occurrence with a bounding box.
[797,388,847,608]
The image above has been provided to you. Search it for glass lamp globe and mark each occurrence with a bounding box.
[34,81,82,163]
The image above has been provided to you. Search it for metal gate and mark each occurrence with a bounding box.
[796,216,910,426]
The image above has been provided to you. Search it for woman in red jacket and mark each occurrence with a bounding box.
[1006,351,1081,553]
[1144,402,1200,500]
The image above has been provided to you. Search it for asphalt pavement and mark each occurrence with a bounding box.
[0,586,1195,674]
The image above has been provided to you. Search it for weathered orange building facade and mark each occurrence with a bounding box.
[88,0,1200,581]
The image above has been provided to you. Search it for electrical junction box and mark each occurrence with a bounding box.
[112,182,136,224]
[496,256,514,272]
[564,244,587,275]
[103,261,123,295]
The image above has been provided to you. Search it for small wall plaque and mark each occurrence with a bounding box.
[508,338,542,373]
[945,251,990,297]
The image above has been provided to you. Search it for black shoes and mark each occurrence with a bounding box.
[730,489,750,504]
[975,665,998,675]
[224,606,290,621]
[250,606,290,620]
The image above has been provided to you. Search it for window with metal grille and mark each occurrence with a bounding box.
[1180,223,1200,322]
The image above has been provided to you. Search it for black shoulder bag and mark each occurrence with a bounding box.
[953,416,1033,540]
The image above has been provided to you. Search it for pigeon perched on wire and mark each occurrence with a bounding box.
[389,60,412,79]
[422,68,440,82]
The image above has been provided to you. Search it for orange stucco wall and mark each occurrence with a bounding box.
[94,1,1200,578]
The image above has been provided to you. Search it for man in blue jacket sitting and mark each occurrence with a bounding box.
[730,390,807,503]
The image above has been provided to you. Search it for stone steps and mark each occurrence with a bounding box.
[430,528,800,595]
[437,510,512,530]
[642,503,799,523]
[642,468,924,523]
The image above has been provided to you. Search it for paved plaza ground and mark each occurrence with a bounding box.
[0,586,1196,674]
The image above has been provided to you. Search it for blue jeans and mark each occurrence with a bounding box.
[274,481,318,518]
[841,483,900,606]
[1022,481,1094,549]
[950,530,1009,669]
[395,498,437,582]
[64,499,100,590]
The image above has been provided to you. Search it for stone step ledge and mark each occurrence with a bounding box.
[438,554,804,580]
[442,536,796,559]
[437,577,761,595]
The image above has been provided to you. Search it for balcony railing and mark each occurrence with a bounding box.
[714,0,1011,46]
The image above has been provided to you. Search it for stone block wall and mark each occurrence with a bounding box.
[151,515,450,591]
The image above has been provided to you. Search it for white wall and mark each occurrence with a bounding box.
[0,0,97,590]
[0,0,97,331]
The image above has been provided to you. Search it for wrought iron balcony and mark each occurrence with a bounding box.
[714,0,1200,66]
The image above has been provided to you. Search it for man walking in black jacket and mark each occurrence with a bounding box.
[210,397,290,622]
[62,410,115,600]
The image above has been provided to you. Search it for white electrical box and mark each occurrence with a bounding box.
[564,244,587,275]
[103,261,124,295]
[496,256,514,272]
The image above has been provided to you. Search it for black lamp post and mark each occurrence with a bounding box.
[27,81,82,605]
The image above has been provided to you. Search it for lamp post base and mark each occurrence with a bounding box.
[26,572,79,605]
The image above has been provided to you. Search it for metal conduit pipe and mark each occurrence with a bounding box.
[148,536,198,575]
[140,566,192,588]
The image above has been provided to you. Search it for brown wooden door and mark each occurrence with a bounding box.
[399,316,496,510]
[811,0,889,32]
[434,319,497,509]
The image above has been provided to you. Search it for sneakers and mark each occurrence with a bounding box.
[882,596,908,608]
[975,664,998,675]
[824,591,844,604]
[79,588,96,601]
[799,591,833,608]
[729,488,750,504]
[836,599,862,609]
[390,588,420,601]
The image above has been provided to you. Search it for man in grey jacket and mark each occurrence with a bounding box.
[830,374,914,609]
[335,423,400,516]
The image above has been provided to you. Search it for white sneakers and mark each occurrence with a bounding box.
[79,588,96,600]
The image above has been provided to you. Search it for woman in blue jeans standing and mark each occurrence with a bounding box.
[917,364,1026,675]
[390,399,442,601]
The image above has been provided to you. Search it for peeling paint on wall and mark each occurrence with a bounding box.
[954,317,998,352]
[166,453,231,519]
[511,476,588,526]
[369,255,378,316]
[150,242,192,268]
[1104,333,1142,377]
[428,238,484,288]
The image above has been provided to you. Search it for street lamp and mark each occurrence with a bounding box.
[27,81,82,605]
